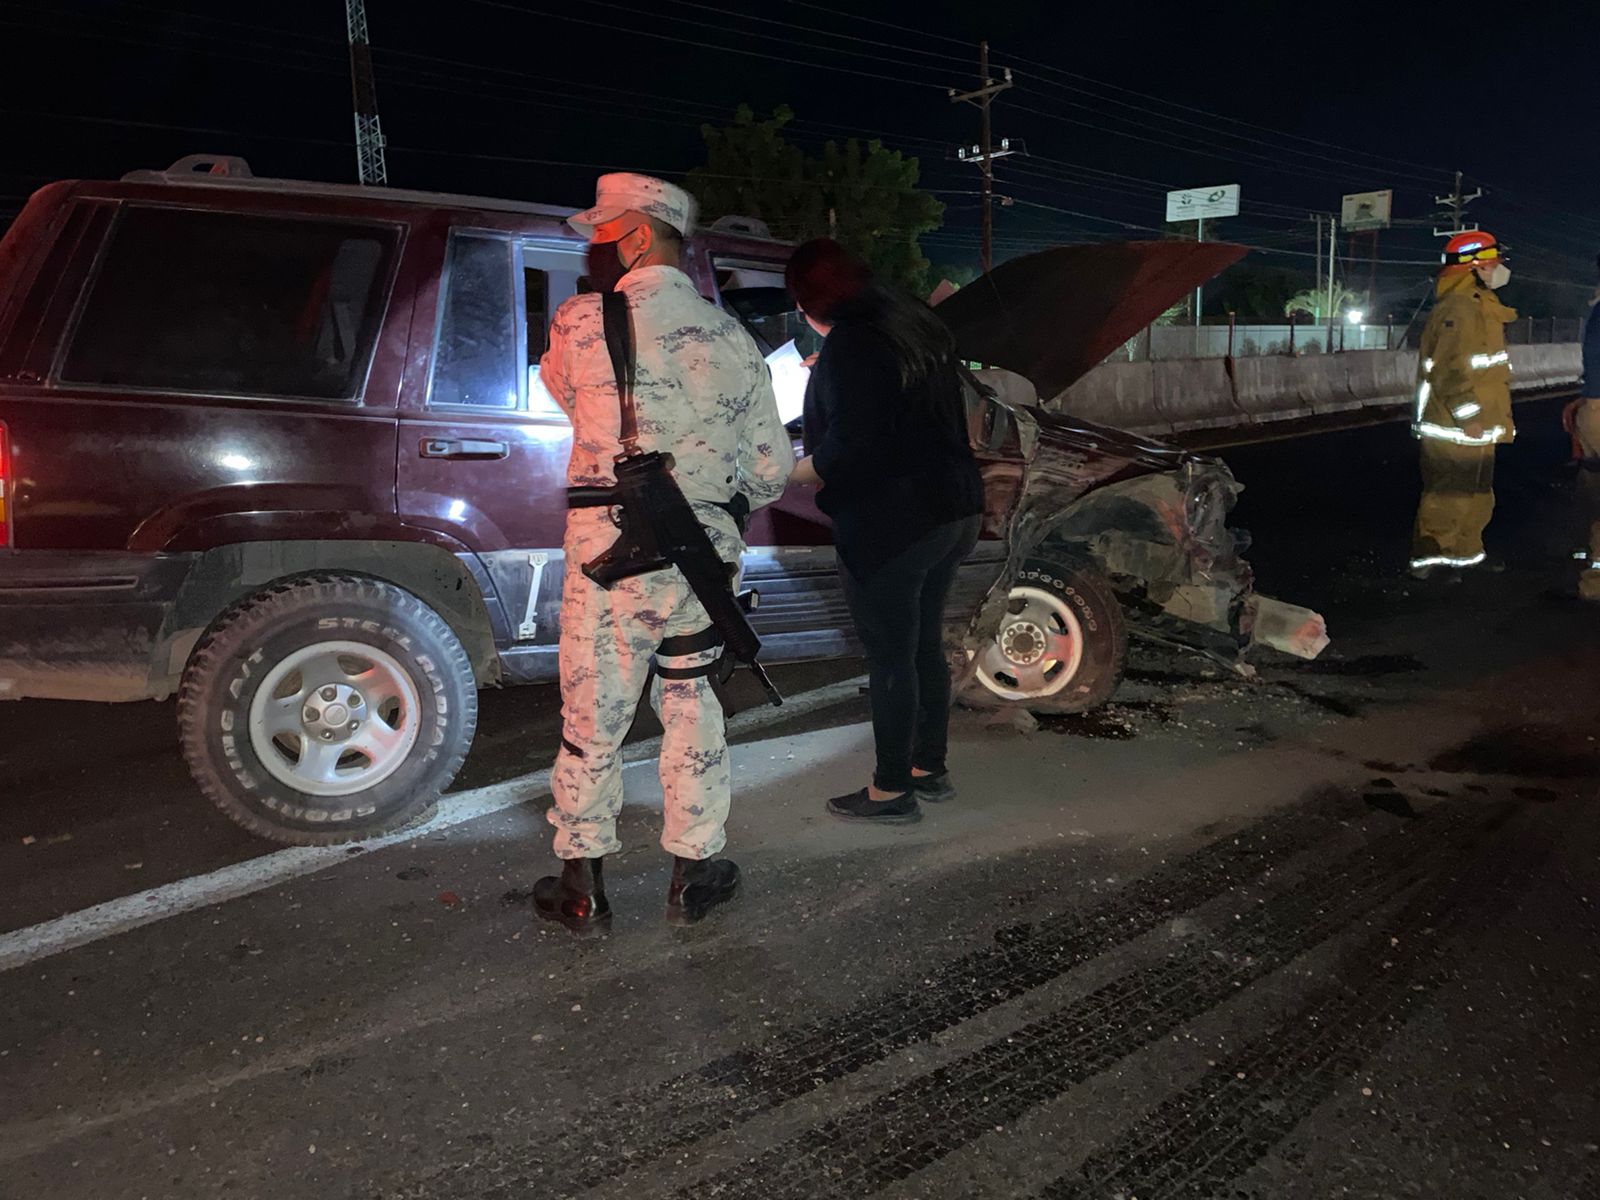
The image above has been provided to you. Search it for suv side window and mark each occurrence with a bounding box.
[58,206,394,401]
[429,232,520,411]
[521,244,582,420]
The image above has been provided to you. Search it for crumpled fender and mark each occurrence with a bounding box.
[959,460,1326,677]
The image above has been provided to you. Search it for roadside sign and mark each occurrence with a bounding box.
[1341,189,1393,231]
[1165,184,1241,223]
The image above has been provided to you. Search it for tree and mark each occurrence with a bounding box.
[1284,280,1365,321]
[810,136,943,295]
[1206,264,1308,322]
[685,106,945,294]
[684,105,818,244]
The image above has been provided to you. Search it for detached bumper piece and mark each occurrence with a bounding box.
[1243,595,1330,661]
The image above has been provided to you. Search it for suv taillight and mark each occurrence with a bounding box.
[0,423,9,546]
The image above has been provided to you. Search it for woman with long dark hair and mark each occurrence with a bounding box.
[786,239,985,824]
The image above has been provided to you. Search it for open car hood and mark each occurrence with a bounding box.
[934,241,1249,399]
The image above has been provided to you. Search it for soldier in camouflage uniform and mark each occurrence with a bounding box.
[530,173,794,933]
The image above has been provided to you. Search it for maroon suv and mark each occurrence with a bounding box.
[0,156,1321,845]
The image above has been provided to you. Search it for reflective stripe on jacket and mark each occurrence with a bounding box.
[1413,271,1517,446]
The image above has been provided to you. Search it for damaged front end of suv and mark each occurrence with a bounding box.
[937,241,1328,713]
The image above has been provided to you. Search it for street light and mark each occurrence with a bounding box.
[1346,309,1365,324]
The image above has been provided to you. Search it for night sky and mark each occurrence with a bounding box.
[5,0,1598,316]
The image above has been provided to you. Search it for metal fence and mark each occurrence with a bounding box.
[1503,317,1585,345]
[1119,316,1584,361]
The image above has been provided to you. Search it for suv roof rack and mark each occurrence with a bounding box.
[710,214,774,239]
[119,154,576,222]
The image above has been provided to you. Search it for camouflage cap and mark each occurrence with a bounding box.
[568,172,697,237]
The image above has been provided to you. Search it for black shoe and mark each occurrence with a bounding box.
[667,857,741,926]
[826,787,922,825]
[533,857,612,936]
[908,772,957,803]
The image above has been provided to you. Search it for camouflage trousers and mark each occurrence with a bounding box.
[549,510,733,861]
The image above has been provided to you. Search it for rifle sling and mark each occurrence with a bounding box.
[600,290,639,453]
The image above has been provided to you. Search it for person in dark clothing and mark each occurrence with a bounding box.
[785,239,985,824]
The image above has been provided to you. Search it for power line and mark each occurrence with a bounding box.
[450,0,945,89]
[0,14,346,82]
[782,0,1456,184]
[1008,98,1415,192]
[16,0,1596,277]
[1008,67,1452,187]
[515,0,970,75]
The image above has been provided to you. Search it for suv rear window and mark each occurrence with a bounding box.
[428,232,520,411]
[58,206,395,401]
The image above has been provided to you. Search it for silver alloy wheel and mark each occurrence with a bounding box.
[247,640,422,797]
[973,585,1087,702]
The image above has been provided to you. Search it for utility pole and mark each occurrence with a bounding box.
[949,42,1016,273]
[1325,215,1338,351]
[345,0,388,186]
[1193,218,1205,327]
[1314,213,1323,312]
[1432,169,1483,237]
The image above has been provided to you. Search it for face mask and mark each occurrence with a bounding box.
[585,235,629,294]
[584,228,648,294]
[1484,262,1511,290]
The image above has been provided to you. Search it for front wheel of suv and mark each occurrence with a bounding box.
[177,575,479,846]
[962,556,1127,715]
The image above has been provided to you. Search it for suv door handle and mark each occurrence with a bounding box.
[420,438,509,460]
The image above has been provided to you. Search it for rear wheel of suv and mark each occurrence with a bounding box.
[177,575,478,846]
[963,556,1126,714]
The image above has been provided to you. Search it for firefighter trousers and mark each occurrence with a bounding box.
[549,510,732,861]
[1576,401,1600,601]
[1412,438,1496,567]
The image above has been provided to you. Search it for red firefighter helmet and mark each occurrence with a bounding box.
[1441,229,1500,271]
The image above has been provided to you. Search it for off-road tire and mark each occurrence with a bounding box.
[961,555,1127,715]
[177,574,478,846]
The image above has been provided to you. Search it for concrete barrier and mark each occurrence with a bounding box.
[1509,343,1581,393]
[1049,343,1580,436]
[1053,360,1165,434]
[1231,354,1315,422]
[1509,345,1549,390]
[1153,358,1240,432]
[1298,354,1367,416]
[1343,349,1418,410]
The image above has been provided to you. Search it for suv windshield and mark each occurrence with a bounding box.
[715,258,817,426]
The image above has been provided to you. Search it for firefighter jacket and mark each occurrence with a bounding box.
[1413,270,1517,446]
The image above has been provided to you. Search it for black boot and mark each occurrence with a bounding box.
[666,857,741,926]
[533,857,611,936]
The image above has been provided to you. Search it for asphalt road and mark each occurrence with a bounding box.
[2,398,1597,1200]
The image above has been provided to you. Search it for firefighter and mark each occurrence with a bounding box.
[1410,230,1517,578]
[531,174,795,933]
[1561,252,1600,601]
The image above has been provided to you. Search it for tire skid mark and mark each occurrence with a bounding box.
[395,790,1361,1198]
[1034,815,1547,1200]
[670,801,1503,1200]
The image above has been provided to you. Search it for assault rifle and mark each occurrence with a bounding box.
[573,291,782,706]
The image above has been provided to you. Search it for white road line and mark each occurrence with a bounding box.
[0,675,866,974]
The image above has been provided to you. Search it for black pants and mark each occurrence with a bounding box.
[840,514,982,792]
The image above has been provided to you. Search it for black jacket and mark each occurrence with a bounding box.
[802,321,985,579]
